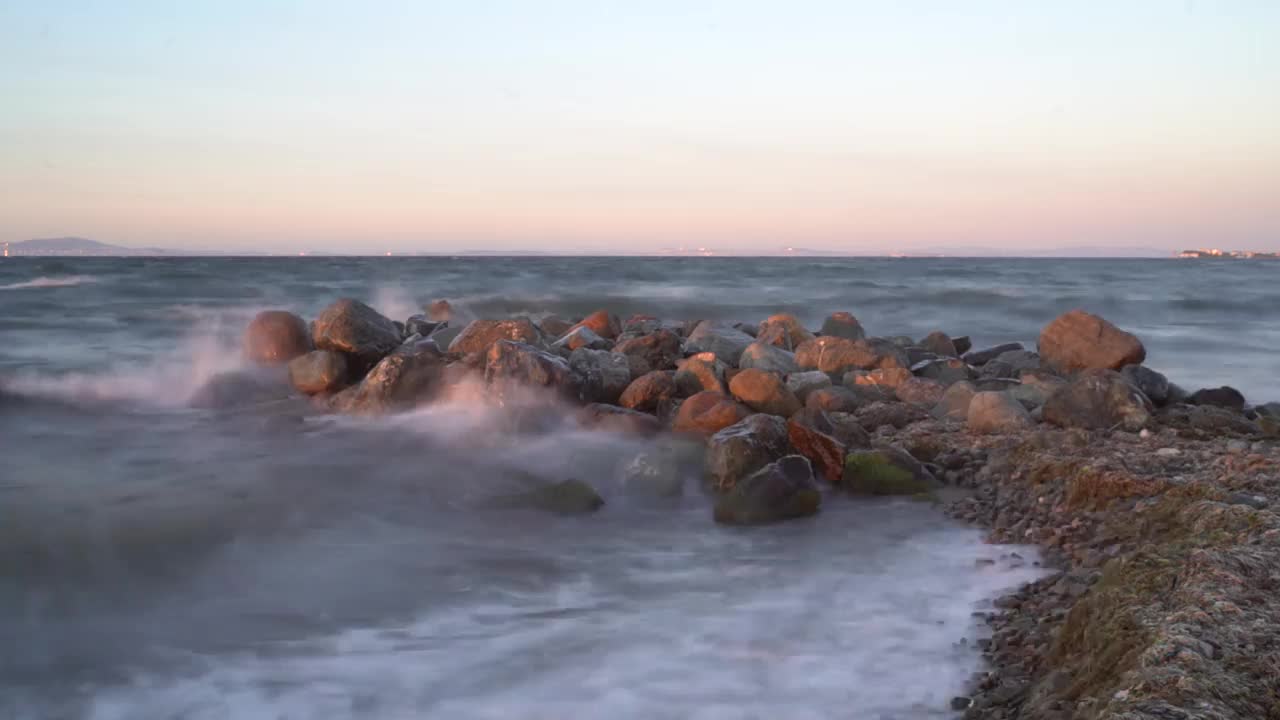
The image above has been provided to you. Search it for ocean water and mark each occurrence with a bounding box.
[1,256,1274,720]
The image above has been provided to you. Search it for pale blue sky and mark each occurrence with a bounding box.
[2,1,1277,253]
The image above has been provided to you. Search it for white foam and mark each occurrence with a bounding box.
[0,275,97,290]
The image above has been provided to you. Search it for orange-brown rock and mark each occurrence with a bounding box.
[1038,310,1146,372]
[243,310,313,365]
[728,369,802,417]
[672,391,752,437]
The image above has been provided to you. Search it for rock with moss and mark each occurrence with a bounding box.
[492,479,604,514]
[842,448,940,496]
[713,455,821,525]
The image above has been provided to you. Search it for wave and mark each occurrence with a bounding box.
[0,275,98,290]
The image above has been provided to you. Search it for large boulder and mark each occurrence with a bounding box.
[1121,365,1171,407]
[795,336,908,375]
[674,352,728,396]
[484,340,578,401]
[243,310,312,365]
[328,340,446,414]
[613,329,682,375]
[618,371,677,412]
[819,312,866,340]
[842,448,939,496]
[919,331,958,358]
[672,391,753,437]
[728,369,802,417]
[894,377,946,406]
[569,348,632,405]
[554,326,611,352]
[931,381,977,420]
[785,371,832,403]
[967,391,1034,434]
[539,315,574,339]
[449,318,543,355]
[571,310,622,340]
[713,456,821,526]
[962,343,1025,367]
[705,414,791,490]
[757,313,815,350]
[787,407,869,482]
[311,299,402,373]
[913,357,975,386]
[287,350,348,395]
[683,321,756,366]
[576,404,662,435]
[1042,369,1152,431]
[1189,386,1246,412]
[738,341,800,374]
[1039,310,1146,372]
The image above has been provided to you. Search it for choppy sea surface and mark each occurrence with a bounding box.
[1,256,1274,720]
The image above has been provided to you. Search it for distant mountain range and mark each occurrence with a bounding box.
[2,237,190,257]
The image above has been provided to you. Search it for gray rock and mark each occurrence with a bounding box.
[674,352,728,396]
[189,367,292,409]
[554,326,611,352]
[920,331,958,357]
[785,371,832,403]
[613,329,682,375]
[913,357,976,386]
[713,456,821,526]
[932,381,977,421]
[1189,386,1247,412]
[683,321,756,366]
[1121,365,1171,406]
[818,312,866,340]
[484,340,578,401]
[311,298,402,373]
[738,341,800,374]
[705,413,791,491]
[990,349,1041,375]
[405,315,446,338]
[449,318,543,355]
[962,343,1024,366]
[492,479,604,515]
[967,391,1035,434]
[1042,369,1152,431]
[951,336,972,355]
[569,348,632,404]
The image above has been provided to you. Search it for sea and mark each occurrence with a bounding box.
[1,256,1275,720]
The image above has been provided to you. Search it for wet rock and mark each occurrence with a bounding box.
[484,340,577,401]
[887,335,916,348]
[920,331,958,357]
[854,401,930,431]
[785,370,833,403]
[621,314,661,336]
[576,403,662,435]
[818,312,866,340]
[1180,405,1261,435]
[738,341,800,374]
[554,326,611,352]
[1039,309,1146,372]
[328,341,446,414]
[449,318,543,355]
[842,447,939,495]
[713,455,821,525]
[1121,365,1171,407]
[895,377,946,406]
[539,315,574,339]
[914,357,976,386]
[674,352,728,396]
[312,298,402,373]
[985,350,1041,377]
[805,386,865,414]
[963,342,1024,367]
[493,479,604,515]
[287,349,349,395]
[404,315,446,339]
[729,369,802,417]
[569,348,632,404]
[672,391,753,437]
[1007,380,1056,410]
[705,413,791,490]
[613,329,682,375]
[951,336,972,355]
[619,440,699,498]
[968,391,1035,434]
[189,367,293,409]
[425,299,453,323]
[571,309,622,341]
[683,321,756,366]
[243,310,313,365]
[1042,369,1152,431]
[848,367,914,389]
[788,407,869,481]
[757,313,815,350]
[1189,386,1247,412]
[618,371,677,412]
[932,381,978,421]
[795,336,908,375]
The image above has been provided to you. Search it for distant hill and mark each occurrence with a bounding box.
[4,237,170,257]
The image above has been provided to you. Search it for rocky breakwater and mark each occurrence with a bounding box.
[205,301,1279,717]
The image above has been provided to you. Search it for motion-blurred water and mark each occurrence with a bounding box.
[2,255,1273,719]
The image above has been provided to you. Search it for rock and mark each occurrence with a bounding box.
[618,371,677,412]
[539,315,574,339]
[576,403,662,435]
[986,350,1041,376]
[493,479,604,515]
[1121,365,1171,407]
[967,391,1035,434]
[788,407,869,481]
[189,367,292,409]
[1038,310,1146,372]
[683,321,756,366]
[818,312,866,340]
[327,340,446,414]
[243,310,313,365]
[1007,381,1054,410]
[1179,405,1261,435]
[886,335,915,348]
[621,314,661,335]
[705,414,791,490]
[920,331,958,357]
[854,401,930,431]
[311,299,402,373]
[287,350,349,395]
[757,313,815,350]
[428,325,463,351]
[554,326,611,352]
[1258,414,1279,438]
[448,318,543,356]
[805,386,865,414]
[913,357,975,386]
[569,348,632,404]
[1042,369,1152,431]
[728,369,802,417]
[672,391,753,437]
[785,371,832,403]
[618,440,699,498]
[849,367,913,389]
[932,381,977,421]
[733,322,759,338]
[426,299,453,323]
[842,448,939,495]
[613,329,682,375]
[895,377,946,406]
[951,336,972,355]
[484,340,577,401]
[962,342,1024,366]
[1256,402,1280,418]
[674,352,728,396]
[738,341,800,374]
[404,315,446,339]
[571,310,622,340]
[712,456,821,525]
[1189,386,1246,412]
[795,336,908,375]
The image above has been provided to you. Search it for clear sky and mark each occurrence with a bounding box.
[2,1,1278,254]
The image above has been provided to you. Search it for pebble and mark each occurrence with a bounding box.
[1226,439,1250,453]
[1155,447,1181,457]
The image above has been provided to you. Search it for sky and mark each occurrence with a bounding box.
[1,1,1278,255]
